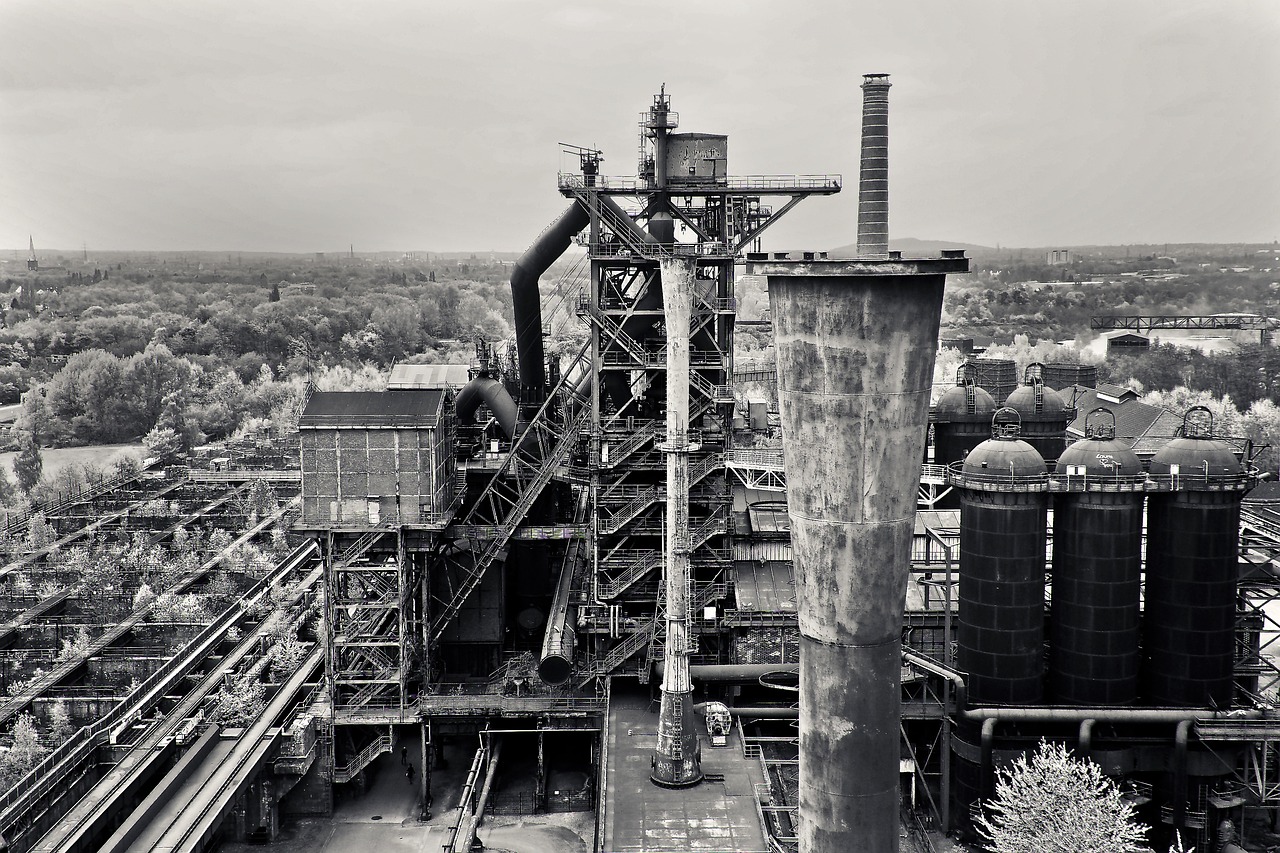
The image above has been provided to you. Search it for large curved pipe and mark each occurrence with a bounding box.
[903,648,968,709]
[980,717,998,805]
[511,202,590,406]
[455,376,518,438]
[1078,718,1095,763]
[538,533,583,686]
[655,662,798,682]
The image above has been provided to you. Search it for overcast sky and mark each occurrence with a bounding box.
[2,0,1278,254]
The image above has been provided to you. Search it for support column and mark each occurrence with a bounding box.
[761,254,965,853]
[420,720,431,819]
[651,255,702,787]
[536,730,547,810]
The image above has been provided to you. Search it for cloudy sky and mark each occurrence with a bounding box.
[2,0,1277,254]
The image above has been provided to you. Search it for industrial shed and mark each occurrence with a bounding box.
[297,389,455,527]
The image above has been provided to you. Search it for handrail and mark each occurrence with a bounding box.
[948,461,1257,493]
[0,496,302,727]
[0,478,193,580]
[600,552,663,600]
[333,733,393,783]
[945,465,1051,491]
[601,421,660,468]
[586,617,657,681]
[2,469,140,533]
[0,538,318,822]
[558,173,843,192]
[727,448,785,469]
[154,646,323,853]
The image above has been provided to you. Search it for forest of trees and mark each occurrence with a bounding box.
[943,248,1278,343]
[0,255,563,511]
[3,246,1279,502]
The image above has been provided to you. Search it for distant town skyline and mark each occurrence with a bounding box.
[2,0,1278,254]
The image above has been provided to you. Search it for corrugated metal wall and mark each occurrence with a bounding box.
[299,426,443,525]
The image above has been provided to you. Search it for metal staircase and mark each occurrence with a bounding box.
[600,551,663,600]
[601,420,661,469]
[338,529,385,566]
[333,733,393,784]
[597,455,723,534]
[580,615,657,685]
[562,185,654,256]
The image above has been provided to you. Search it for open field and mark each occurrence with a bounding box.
[0,443,146,484]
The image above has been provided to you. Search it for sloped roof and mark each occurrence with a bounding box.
[1063,384,1173,454]
[298,389,446,428]
[1094,382,1140,403]
[387,363,471,389]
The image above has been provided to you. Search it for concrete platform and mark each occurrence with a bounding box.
[602,691,769,852]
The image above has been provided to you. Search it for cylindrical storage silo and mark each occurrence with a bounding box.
[934,365,997,466]
[949,409,1049,706]
[1042,361,1097,392]
[1004,363,1072,464]
[932,366,997,509]
[1050,408,1146,705]
[968,357,1017,405]
[1142,406,1252,708]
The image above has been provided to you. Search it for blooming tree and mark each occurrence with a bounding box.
[976,740,1150,853]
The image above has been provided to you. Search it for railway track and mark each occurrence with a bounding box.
[2,541,321,853]
[103,647,324,853]
[0,495,302,728]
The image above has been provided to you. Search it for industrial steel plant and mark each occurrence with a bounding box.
[8,75,1280,853]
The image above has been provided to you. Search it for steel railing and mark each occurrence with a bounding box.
[0,538,319,822]
[558,173,842,192]
[333,733,393,783]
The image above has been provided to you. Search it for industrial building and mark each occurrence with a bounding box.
[4,79,1259,853]
[284,81,1280,853]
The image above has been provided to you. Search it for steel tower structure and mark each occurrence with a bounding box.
[558,90,840,784]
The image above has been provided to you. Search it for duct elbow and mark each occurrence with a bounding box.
[455,377,518,439]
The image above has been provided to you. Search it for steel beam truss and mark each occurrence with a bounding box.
[326,529,418,710]
[428,340,593,643]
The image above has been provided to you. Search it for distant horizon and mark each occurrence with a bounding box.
[6,237,1279,260]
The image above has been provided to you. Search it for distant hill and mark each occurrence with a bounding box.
[829,237,995,257]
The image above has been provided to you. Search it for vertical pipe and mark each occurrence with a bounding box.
[1173,719,1191,836]
[767,262,949,852]
[651,255,702,787]
[856,74,892,258]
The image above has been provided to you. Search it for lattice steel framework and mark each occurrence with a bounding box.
[561,91,840,680]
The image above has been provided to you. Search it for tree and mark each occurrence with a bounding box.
[152,389,202,451]
[0,712,47,790]
[0,465,17,507]
[48,699,74,744]
[14,432,43,493]
[18,387,53,445]
[976,740,1150,853]
[22,512,55,550]
[143,426,184,465]
[211,672,266,726]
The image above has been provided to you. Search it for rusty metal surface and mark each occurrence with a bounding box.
[769,269,948,853]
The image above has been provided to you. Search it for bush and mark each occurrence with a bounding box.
[977,740,1150,853]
